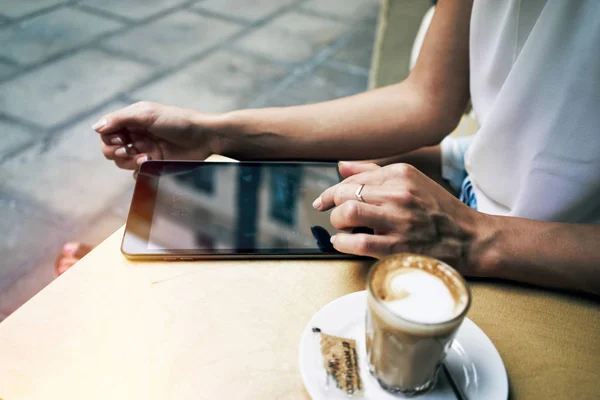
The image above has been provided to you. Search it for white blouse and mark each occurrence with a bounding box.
[465,0,600,222]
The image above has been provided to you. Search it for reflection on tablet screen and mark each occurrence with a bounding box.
[145,163,340,254]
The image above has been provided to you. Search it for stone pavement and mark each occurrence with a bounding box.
[0,0,379,320]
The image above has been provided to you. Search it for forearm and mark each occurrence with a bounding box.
[213,80,459,160]
[202,0,471,160]
[472,216,600,296]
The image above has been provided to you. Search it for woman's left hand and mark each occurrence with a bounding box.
[313,162,484,272]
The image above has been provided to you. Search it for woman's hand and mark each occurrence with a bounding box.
[93,101,227,171]
[313,162,485,273]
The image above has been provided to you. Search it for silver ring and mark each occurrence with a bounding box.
[355,184,366,203]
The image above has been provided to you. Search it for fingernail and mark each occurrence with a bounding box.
[63,242,77,254]
[110,136,123,145]
[114,147,127,157]
[330,235,336,244]
[136,155,148,166]
[92,118,107,131]
[312,196,322,210]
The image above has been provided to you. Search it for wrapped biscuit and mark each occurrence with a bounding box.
[313,327,363,396]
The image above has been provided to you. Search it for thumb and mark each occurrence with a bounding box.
[338,161,380,179]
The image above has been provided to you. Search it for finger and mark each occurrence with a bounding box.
[135,154,150,167]
[338,169,387,189]
[114,153,150,170]
[314,165,395,211]
[56,256,80,276]
[329,201,391,232]
[130,134,163,160]
[314,182,357,211]
[132,154,151,180]
[316,181,385,211]
[61,242,93,258]
[100,132,130,146]
[92,102,157,135]
[101,141,121,160]
[342,163,419,185]
[330,233,403,259]
[113,144,140,158]
[114,158,137,170]
[338,161,380,179]
[101,139,139,160]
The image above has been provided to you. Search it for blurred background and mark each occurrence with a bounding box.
[0,0,381,321]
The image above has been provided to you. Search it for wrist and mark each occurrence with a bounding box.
[464,213,503,278]
[210,108,279,159]
[186,109,245,157]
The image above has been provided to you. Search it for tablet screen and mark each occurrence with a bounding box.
[123,161,347,258]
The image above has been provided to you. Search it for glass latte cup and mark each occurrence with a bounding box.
[366,253,471,396]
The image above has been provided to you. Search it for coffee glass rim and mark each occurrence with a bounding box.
[367,253,472,327]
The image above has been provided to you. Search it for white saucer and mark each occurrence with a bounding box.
[299,291,508,399]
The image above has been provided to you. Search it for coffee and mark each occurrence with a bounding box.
[366,254,470,395]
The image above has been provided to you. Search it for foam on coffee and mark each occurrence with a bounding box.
[383,268,458,323]
[369,254,469,328]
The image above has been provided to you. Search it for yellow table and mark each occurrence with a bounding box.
[1,198,599,399]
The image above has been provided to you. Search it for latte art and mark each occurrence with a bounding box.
[369,254,469,329]
[383,268,461,324]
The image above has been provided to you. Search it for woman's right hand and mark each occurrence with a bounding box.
[94,101,227,171]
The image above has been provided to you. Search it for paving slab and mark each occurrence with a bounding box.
[0,60,17,80]
[0,0,66,19]
[233,11,348,64]
[261,64,368,107]
[193,0,298,22]
[0,50,152,127]
[132,50,287,112]
[80,0,189,21]
[233,27,313,65]
[332,24,377,70]
[0,7,122,65]
[0,120,36,161]
[0,102,136,221]
[302,0,379,21]
[103,10,243,67]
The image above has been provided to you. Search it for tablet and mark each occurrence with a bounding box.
[122,161,358,260]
